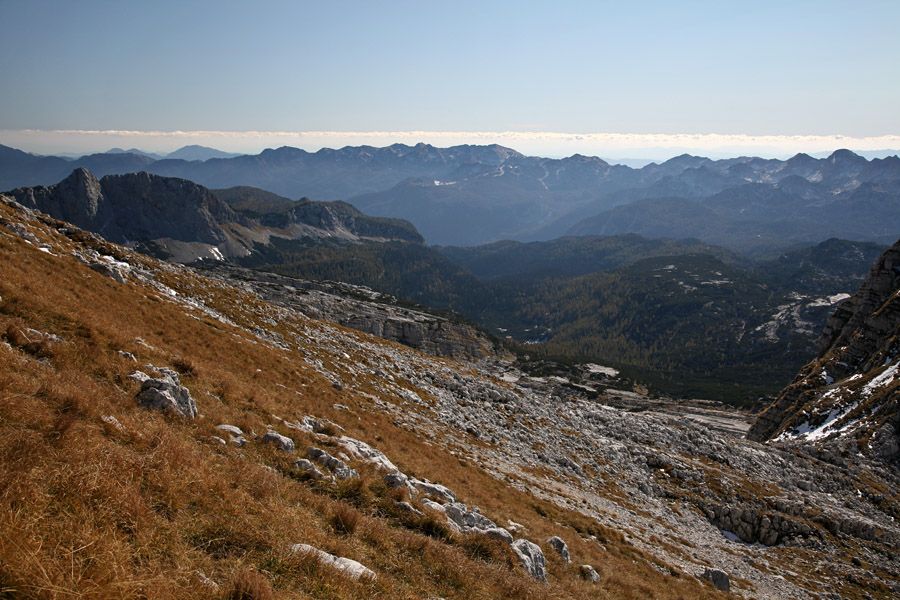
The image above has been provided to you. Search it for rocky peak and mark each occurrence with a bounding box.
[748,236,900,462]
[10,167,122,241]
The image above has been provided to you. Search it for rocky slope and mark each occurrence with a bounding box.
[7,169,422,263]
[748,237,900,464]
[195,263,498,360]
[2,193,898,599]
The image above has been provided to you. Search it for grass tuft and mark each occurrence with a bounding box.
[328,503,361,536]
[226,567,275,600]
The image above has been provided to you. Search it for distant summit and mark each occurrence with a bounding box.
[165,145,243,161]
[105,147,165,160]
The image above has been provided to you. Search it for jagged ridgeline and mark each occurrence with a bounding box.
[5,143,900,252]
[3,188,900,599]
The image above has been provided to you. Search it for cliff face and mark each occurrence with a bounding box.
[748,238,900,462]
[8,169,424,263]
[9,168,242,252]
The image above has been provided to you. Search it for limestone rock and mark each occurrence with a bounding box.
[215,424,244,436]
[408,477,456,504]
[483,527,514,545]
[339,436,398,471]
[444,502,496,531]
[136,371,197,419]
[260,430,295,453]
[511,539,547,582]
[306,446,359,479]
[546,536,570,563]
[702,568,730,591]
[290,543,376,581]
[581,564,601,583]
[294,458,325,480]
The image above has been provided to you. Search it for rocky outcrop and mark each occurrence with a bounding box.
[9,169,242,258]
[511,539,547,582]
[702,568,730,592]
[748,236,900,457]
[259,430,295,453]
[134,367,197,419]
[305,446,359,480]
[196,263,499,360]
[546,536,570,563]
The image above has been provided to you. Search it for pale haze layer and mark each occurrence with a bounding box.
[1,1,898,159]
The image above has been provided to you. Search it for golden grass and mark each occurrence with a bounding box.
[0,203,735,599]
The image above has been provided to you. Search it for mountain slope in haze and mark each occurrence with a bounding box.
[3,192,899,600]
[3,143,899,250]
[166,144,242,161]
[748,237,900,463]
[567,153,900,256]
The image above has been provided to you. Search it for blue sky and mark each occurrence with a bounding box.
[1,0,899,158]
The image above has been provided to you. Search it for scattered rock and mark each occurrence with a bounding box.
[294,458,326,480]
[291,543,376,581]
[135,370,197,419]
[395,501,423,516]
[581,564,601,582]
[5,221,39,244]
[339,436,398,471]
[117,350,137,362]
[444,502,497,531]
[211,436,227,446]
[306,446,359,479]
[89,259,128,283]
[702,568,730,592]
[215,424,244,436]
[546,536,571,563]
[260,430,295,453]
[511,539,547,582]
[408,477,456,504]
[507,520,525,534]
[483,527,514,545]
[100,415,126,432]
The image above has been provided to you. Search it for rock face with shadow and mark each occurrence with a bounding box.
[749,236,900,465]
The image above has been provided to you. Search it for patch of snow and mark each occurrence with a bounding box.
[585,363,620,377]
[863,363,899,396]
[209,247,225,261]
[806,293,851,308]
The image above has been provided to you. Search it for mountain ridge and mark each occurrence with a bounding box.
[7,168,422,263]
[5,143,899,251]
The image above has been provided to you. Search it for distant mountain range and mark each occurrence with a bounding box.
[3,143,899,253]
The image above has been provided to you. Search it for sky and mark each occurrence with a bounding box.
[1,0,899,159]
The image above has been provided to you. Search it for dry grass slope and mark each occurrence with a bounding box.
[0,199,730,599]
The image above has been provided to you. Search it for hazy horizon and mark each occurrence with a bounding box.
[4,129,900,164]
